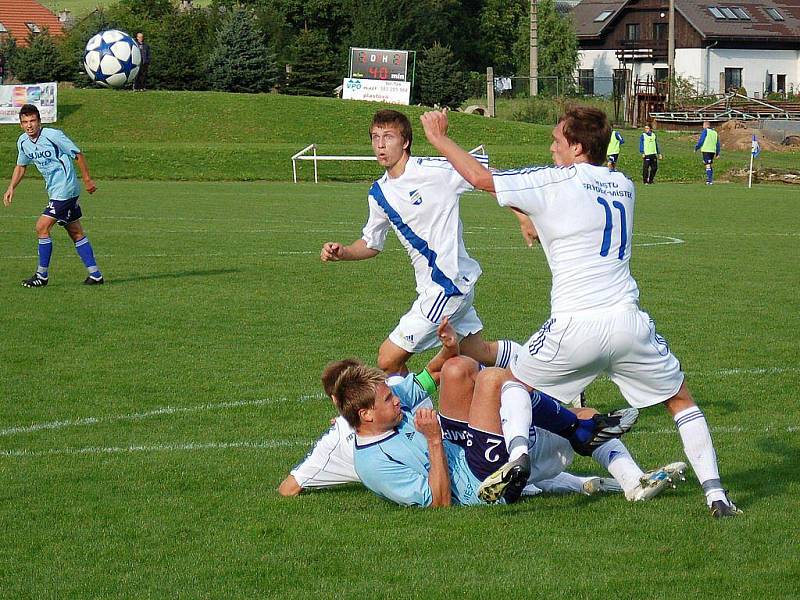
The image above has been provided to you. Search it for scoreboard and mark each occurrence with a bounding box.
[349,48,409,82]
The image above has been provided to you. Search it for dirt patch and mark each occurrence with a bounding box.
[717,120,785,152]
[729,167,800,184]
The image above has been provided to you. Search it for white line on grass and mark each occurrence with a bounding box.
[0,439,308,458]
[0,395,326,438]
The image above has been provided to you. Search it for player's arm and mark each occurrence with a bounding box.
[277,475,303,497]
[74,153,97,194]
[420,111,495,194]
[3,165,27,207]
[320,239,379,262]
[414,408,452,507]
[510,207,538,247]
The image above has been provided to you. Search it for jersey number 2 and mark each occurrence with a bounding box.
[597,196,627,260]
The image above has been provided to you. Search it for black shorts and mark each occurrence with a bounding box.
[42,196,82,226]
[702,152,715,165]
[607,154,619,164]
[465,425,509,480]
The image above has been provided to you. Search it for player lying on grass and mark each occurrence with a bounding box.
[3,104,104,287]
[419,105,740,517]
[285,320,683,507]
[320,109,530,376]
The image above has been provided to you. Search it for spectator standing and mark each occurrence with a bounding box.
[133,32,151,91]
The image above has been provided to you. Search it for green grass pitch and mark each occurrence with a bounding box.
[1,178,798,599]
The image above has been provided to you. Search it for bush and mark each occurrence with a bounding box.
[283,29,339,97]
[416,43,468,108]
[7,30,71,84]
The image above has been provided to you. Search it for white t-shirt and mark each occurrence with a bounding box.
[361,156,486,296]
[493,163,640,314]
[290,416,358,488]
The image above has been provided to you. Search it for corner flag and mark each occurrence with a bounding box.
[751,135,761,158]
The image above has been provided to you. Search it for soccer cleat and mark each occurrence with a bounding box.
[478,454,531,504]
[710,493,743,518]
[83,275,104,285]
[22,274,48,288]
[582,477,623,496]
[571,407,639,455]
[626,461,687,502]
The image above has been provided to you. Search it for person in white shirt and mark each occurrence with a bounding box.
[419,105,740,518]
[321,109,527,375]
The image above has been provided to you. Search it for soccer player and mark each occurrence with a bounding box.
[3,104,104,287]
[639,124,662,184]
[694,121,720,185]
[320,109,521,375]
[419,106,741,517]
[606,129,624,171]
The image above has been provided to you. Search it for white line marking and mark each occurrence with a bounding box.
[0,395,326,438]
[689,367,800,377]
[0,439,308,458]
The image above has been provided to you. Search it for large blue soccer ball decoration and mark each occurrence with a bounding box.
[83,29,141,88]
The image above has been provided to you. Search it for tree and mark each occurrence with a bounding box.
[8,30,70,84]
[479,0,527,75]
[513,0,579,95]
[149,10,216,90]
[207,7,278,93]
[416,43,468,108]
[283,29,339,97]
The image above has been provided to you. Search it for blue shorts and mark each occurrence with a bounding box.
[42,196,82,226]
[465,425,509,480]
[439,414,470,448]
[607,154,619,164]
[702,152,715,165]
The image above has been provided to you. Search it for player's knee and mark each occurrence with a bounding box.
[441,356,475,383]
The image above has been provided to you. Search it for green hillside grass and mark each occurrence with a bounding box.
[1,87,796,182]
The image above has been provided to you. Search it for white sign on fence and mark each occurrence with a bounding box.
[342,78,411,105]
[0,82,58,124]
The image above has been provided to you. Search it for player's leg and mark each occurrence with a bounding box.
[650,157,658,183]
[23,214,57,287]
[704,154,714,184]
[437,355,479,447]
[642,158,649,183]
[459,331,519,369]
[65,218,104,284]
[377,338,412,374]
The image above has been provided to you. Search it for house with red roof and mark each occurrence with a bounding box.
[0,0,65,47]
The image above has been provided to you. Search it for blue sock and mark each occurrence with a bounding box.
[37,237,52,278]
[530,390,578,434]
[74,236,102,278]
[708,167,713,183]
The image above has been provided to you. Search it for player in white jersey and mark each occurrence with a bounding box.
[320,109,520,375]
[420,106,740,517]
[3,104,104,287]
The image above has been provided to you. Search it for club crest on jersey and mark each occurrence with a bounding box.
[408,189,423,205]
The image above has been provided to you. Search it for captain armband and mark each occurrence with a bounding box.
[415,368,438,397]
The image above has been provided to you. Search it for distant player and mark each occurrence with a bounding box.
[320,109,520,374]
[420,106,741,517]
[639,124,661,184]
[694,121,720,185]
[606,129,624,171]
[3,104,104,287]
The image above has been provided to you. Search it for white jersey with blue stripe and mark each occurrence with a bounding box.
[361,156,486,296]
[290,415,359,489]
[17,128,82,200]
[353,373,482,507]
[493,163,640,314]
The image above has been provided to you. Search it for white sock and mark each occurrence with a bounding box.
[674,406,726,505]
[592,439,644,497]
[495,340,522,369]
[500,381,532,461]
[535,472,587,495]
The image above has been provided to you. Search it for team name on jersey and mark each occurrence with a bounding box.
[25,150,54,161]
[583,180,633,198]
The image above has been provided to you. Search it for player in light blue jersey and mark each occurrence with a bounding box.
[334,319,639,507]
[3,104,104,287]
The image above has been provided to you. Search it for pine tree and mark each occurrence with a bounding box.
[9,30,70,84]
[283,29,339,97]
[207,7,278,93]
[416,43,467,108]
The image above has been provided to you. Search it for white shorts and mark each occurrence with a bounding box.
[511,305,684,409]
[389,286,483,353]
[529,428,574,483]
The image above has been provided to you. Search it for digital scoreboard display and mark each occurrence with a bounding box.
[349,48,409,82]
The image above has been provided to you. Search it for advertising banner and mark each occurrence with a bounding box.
[342,78,411,105]
[0,82,58,124]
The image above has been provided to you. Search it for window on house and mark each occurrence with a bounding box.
[653,22,668,41]
[626,23,640,41]
[725,67,743,91]
[766,7,785,21]
[654,68,669,82]
[594,11,613,22]
[0,22,7,33]
[26,22,42,34]
[578,69,594,95]
[709,7,725,19]
[777,74,786,93]
[731,7,750,19]
[719,7,738,19]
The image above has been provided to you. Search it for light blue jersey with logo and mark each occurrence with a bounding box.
[353,373,484,507]
[17,128,82,200]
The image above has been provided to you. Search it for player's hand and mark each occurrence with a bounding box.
[414,408,443,441]
[84,178,97,194]
[658,154,663,160]
[519,218,538,247]
[2,189,12,207]
[320,242,344,262]
[436,317,458,351]
[420,110,449,144]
